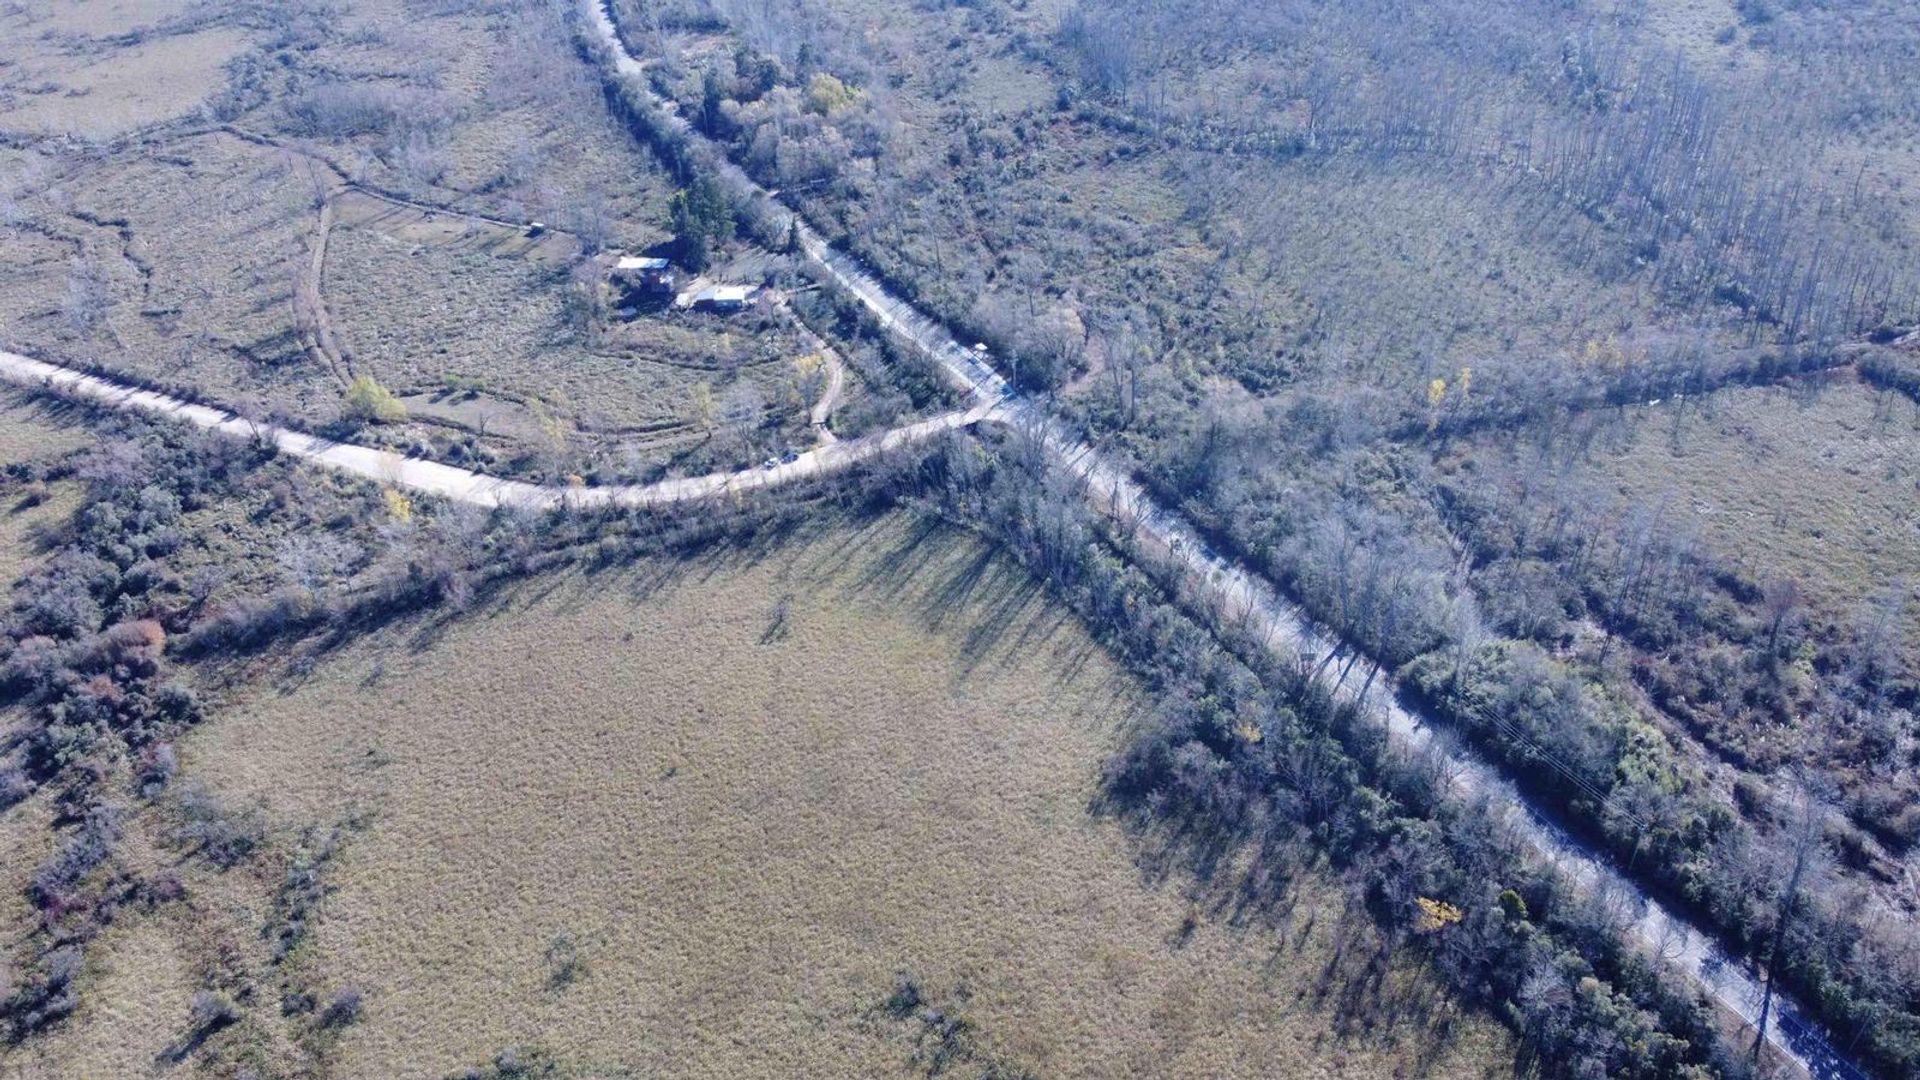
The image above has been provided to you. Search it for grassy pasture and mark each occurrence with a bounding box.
[0,1,252,138]
[0,390,90,468]
[1559,375,1920,658]
[3,130,328,414]
[0,391,91,588]
[322,218,811,443]
[0,909,205,1080]
[172,512,1514,1079]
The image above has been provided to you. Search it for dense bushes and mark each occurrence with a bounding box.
[0,415,267,1038]
[1135,400,1920,1076]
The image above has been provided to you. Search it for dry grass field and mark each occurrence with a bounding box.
[153,512,1517,1079]
[0,391,91,587]
[0,390,89,467]
[323,217,811,441]
[1492,376,1920,659]
[0,0,253,138]
[0,905,205,1080]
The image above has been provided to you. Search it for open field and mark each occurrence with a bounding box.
[1491,375,1920,666]
[169,512,1514,1079]
[0,389,90,466]
[304,0,677,251]
[1,907,206,1080]
[0,390,90,586]
[0,0,253,138]
[323,217,810,437]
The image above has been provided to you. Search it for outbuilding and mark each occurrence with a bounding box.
[690,284,756,313]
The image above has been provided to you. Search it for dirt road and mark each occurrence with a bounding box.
[578,5,1857,1075]
[0,348,994,510]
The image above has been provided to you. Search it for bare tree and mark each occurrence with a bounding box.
[1762,575,1804,654]
[63,254,110,335]
[1753,784,1829,1062]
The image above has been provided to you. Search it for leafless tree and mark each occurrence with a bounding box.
[63,254,110,335]
[1762,576,1804,654]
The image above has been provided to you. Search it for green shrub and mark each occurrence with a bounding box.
[342,376,407,425]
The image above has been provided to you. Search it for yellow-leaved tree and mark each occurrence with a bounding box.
[1415,896,1465,932]
[382,487,413,524]
[342,375,407,425]
[1426,377,1448,432]
[806,72,859,115]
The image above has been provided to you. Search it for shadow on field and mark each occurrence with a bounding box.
[826,513,1097,678]
[5,389,100,440]
[1110,795,1468,1070]
[265,507,1117,719]
[394,509,816,657]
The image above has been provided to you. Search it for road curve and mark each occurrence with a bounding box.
[0,348,996,510]
[578,4,1858,1076]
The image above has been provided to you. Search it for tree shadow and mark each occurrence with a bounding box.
[1094,764,1469,1075]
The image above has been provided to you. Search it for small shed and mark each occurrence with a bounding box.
[610,255,676,294]
[691,284,756,313]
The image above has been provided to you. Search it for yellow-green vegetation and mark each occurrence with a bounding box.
[340,375,407,425]
[172,513,1513,1078]
[805,72,860,115]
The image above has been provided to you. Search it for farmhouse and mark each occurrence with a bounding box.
[690,284,756,312]
[610,254,676,295]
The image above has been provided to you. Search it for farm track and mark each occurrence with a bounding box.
[0,5,1864,1073]
[0,348,996,510]
[579,2,1861,1076]
[299,196,353,387]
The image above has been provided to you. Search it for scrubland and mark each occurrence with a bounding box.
[1496,377,1920,664]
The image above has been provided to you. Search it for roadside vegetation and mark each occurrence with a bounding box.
[0,395,1527,1077]
[4,0,1919,1077]
[614,0,1920,1073]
